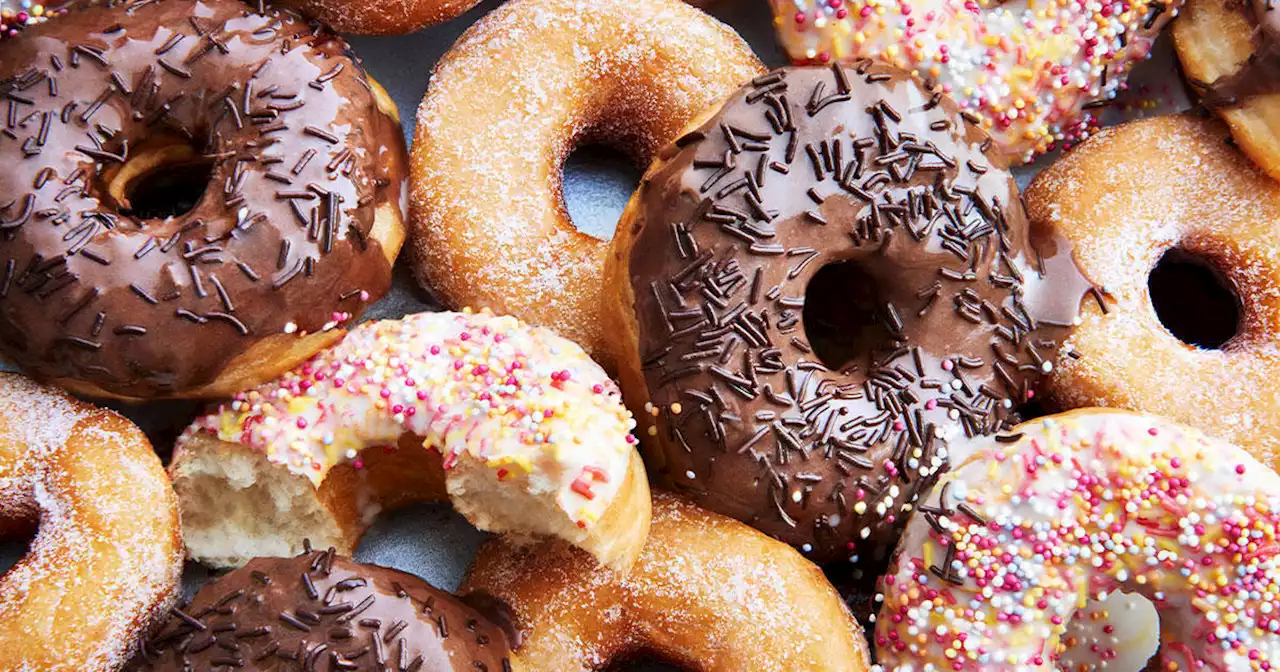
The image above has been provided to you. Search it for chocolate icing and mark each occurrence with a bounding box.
[1195,0,1280,107]
[620,64,1089,562]
[129,549,516,672]
[0,0,404,397]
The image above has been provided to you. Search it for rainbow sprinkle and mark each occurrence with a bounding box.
[182,310,639,529]
[874,411,1280,669]
[770,0,1180,163]
[0,2,66,40]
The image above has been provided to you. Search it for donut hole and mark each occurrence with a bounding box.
[562,144,642,242]
[120,158,214,220]
[1059,591,1160,670]
[106,138,214,221]
[0,537,29,575]
[1148,249,1241,350]
[804,260,892,371]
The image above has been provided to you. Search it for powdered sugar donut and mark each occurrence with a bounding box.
[1025,115,1280,474]
[0,373,183,670]
[410,0,764,366]
[876,409,1280,669]
[172,309,650,571]
[770,0,1182,162]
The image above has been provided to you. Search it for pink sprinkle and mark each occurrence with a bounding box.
[296,418,308,429]
[1237,464,1247,475]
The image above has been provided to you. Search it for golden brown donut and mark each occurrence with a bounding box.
[461,492,872,671]
[1173,0,1280,180]
[409,0,765,367]
[0,372,183,670]
[1025,114,1280,472]
[274,0,483,35]
[0,0,406,401]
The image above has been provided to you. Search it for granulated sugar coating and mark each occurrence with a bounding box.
[409,0,764,365]
[462,492,872,671]
[1025,114,1280,474]
[0,373,182,671]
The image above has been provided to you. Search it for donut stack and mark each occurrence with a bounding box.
[1,0,1279,670]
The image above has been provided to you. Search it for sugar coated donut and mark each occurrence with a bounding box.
[275,0,482,35]
[1024,114,1280,473]
[875,409,1280,669]
[462,492,872,671]
[604,63,1090,563]
[410,0,764,366]
[1174,0,1280,180]
[171,309,650,571]
[130,547,520,671]
[0,0,406,400]
[769,0,1181,163]
[0,372,182,670]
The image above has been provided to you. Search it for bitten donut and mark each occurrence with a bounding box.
[131,548,520,671]
[172,309,650,571]
[0,373,183,670]
[1025,115,1280,473]
[876,409,1280,669]
[770,0,1181,162]
[462,492,871,671]
[1174,0,1280,179]
[0,0,406,400]
[604,64,1089,563]
[274,0,482,35]
[410,0,764,366]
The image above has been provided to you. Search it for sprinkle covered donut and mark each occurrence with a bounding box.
[876,409,1280,669]
[462,492,872,671]
[1026,115,1280,474]
[0,373,183,670]
[171,309,650,571]
[0,0,406,400]
[604,63,1089,562]
[410,0,764,367]
[769,0,1182,162]
[131,548,519,672]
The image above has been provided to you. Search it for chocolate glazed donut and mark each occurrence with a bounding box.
[0,0,406,400]
[604,63,1091,562]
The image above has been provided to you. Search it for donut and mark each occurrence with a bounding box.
[0,0,406,400]
[0,372,183,670]
[603,63,1090,563]
[130,547,519,672]
[1024,114,1280,473]
[409,0,765,367]
[1173,0,1280,179]
[875,409,1280,669]
[461,492,872,671]
[171,309,650,571]
[274,0,482,35]
[768,0,1182,163]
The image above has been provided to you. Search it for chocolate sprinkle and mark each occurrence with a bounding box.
[619,65,1084,563]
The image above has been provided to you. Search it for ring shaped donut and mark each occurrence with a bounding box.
[604,63,1087,562]
[0,373,183,670]
[0,0,406,400]
[410,0,764,366]
[1026,115,1280,473]
[877,409,1280,668]
[1174,0,1280,180]
[462,492,872,671]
